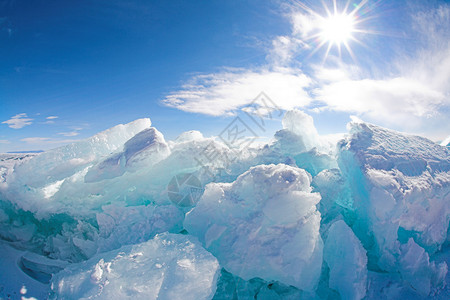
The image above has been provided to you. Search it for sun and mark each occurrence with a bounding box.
[320,13,355,46]
[297,0,373,61]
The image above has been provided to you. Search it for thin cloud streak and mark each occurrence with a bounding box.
[20,137,80,145]
[58,131,80,137]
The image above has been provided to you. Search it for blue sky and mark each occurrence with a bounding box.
[1,0,449,152]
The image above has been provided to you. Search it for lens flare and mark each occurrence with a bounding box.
[294,0,378,62]
[320,13,355,46]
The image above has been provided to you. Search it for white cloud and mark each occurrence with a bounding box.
[0,140,10,144]
[399,5,450,94]
[163,68,312,116]
[58,131,80,137]
[21,137,79,145]
[20,137,51,144]
[58,126,83,137]
[290,10,321,39]
[315,77,445,126]
[2,113,33,129]
[267,36,306,66]
[43,116,59,124]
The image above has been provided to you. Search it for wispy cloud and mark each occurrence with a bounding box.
[58,126,82,137]
[0,140,10,144]
[21,137,80,145]
[267,35,306,66]
[163,68,312,116]
[314,76,445,126]
[58,131,80,137]
[0,16,13,37]
[20,137,51,144]
[2,113,33,129]
[42,115,59,124]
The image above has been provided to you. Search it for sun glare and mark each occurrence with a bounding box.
[297,0,373,61]
[320,13,355,46]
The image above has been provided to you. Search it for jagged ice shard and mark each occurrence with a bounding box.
[0,110,448,299]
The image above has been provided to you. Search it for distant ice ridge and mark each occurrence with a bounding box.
[0,109,448,299]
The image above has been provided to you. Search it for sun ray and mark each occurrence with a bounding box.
[343,0,351,14]
[343,40,357,62]
[322,42,333,64]
[321,0,332,17]
[292,0,386,62]
[349,0,369,17]
[349,35,368,49]
[306,38,329,60]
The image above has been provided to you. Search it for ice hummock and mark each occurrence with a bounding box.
[85,127,171,182]
[184,164,323,291]
[0,109,448,299]
[50,233,220,300]
[12,119,151,187]
[338,120,449,296]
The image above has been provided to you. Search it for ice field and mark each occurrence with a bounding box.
[0,110,448,299]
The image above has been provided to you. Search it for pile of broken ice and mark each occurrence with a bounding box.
[0,110,448,299]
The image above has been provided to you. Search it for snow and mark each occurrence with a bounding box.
[50,233,220,300]
[0,110,448,299]
[0,242,50,299]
